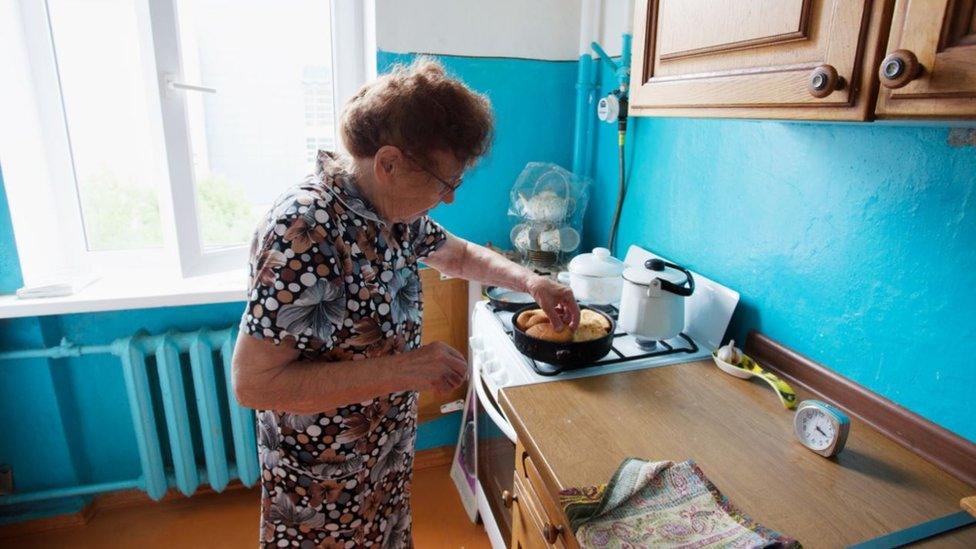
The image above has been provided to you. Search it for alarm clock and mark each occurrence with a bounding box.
[793,400,851,457]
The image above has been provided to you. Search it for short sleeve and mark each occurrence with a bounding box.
[240,205,347,352]
[410,215,448,260]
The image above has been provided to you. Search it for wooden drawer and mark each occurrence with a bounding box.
[515,442,575,548]
[512,474,550,549]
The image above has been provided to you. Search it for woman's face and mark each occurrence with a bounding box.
[375,147,464,223]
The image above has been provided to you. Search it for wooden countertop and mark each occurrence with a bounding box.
[499,360,976,548]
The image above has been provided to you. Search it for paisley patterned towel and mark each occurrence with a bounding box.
[559,459,801,549]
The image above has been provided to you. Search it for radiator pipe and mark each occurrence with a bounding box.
[0,328,236,361]
[0,464,241,506]
[572,53,596,176]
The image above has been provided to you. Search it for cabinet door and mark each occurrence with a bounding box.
[876,0,976,118]
[630,0,891,120]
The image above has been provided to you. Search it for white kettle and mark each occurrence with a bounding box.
[618,258,695,343]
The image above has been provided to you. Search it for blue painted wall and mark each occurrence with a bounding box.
[0,166,24,294]
[585,69,976,442]
[377,51,578,246]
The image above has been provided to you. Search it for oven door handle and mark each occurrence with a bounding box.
[473,360,518,444]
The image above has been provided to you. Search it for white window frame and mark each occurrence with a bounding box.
[1,0,373,285]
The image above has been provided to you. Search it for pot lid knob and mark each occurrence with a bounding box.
[645,258,665,271]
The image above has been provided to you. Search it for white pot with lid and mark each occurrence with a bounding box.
[618,258,695,341]
[557,247,624,305]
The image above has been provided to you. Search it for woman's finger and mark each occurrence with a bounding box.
[563,295,581,329]
[546,299,565,331]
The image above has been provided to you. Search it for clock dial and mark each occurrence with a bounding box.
[794,400,850,457]
[799,409,834,450]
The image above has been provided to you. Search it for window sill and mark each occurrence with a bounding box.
[0,269,249,319]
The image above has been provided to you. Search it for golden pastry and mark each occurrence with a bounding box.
[526,322,574,343]
[517,309,548,330]
[572,322,607,342]
[580,309,611,331]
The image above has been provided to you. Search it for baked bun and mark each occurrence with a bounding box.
[580,309,611,332]
[573,322,608,342]
[516,309,547,330]
[526,322,573,343]
[519,308,611,343]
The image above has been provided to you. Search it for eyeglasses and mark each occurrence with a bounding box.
[404,154,463,198]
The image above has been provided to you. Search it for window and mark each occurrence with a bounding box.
[0,0,372,284]
[303,66,337,163]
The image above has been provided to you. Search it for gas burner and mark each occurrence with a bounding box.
[635,337,660,350]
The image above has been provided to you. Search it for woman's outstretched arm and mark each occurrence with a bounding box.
[424,231,580,331]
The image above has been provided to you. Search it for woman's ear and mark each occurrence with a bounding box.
[373,145,402,184]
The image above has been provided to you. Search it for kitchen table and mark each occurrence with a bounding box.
[499,359,976,548]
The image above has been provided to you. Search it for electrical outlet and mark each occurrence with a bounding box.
[0,464,12,495]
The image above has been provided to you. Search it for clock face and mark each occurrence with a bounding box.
[794,400,850,457]
[797,408,836,451]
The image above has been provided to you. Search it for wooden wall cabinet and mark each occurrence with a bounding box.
[630,0,976,120]
[876,0,976,118]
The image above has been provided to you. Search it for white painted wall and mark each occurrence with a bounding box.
[375,0,632,60]
[375,0,581,60]
[598,0,632,56]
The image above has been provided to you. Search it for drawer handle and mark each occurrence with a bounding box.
[808,64,845,98]
[501,490,517,508]
[542,522,564,543]
[879,50,922,89]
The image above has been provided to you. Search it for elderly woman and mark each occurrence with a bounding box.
[232,59,579,548]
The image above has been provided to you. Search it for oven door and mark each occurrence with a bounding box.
[473,353,518,547]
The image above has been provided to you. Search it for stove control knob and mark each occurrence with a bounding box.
[492,370,509,385]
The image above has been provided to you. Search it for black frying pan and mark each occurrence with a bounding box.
[511,303,615,374]
[483,286,537,312]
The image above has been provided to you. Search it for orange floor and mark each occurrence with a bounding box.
[1,465,491,548]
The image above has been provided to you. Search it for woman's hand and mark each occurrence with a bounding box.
[527,276,580,332]
[402,341,469,394]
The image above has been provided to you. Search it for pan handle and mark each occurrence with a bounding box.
[535,352,567,377]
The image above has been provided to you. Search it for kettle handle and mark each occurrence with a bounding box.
[644,259,695,297]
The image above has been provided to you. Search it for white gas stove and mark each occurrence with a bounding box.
[471,245,740,402]
[454,245,740,549]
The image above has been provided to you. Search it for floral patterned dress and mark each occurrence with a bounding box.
[240,150,447,548]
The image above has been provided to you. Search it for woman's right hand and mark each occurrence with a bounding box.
[403,341,468,393]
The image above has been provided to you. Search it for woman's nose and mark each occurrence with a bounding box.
[441,190,455,205]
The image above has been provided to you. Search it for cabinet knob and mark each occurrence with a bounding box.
[808,64,845,98]
[879,50,922,89]
[501,490,516,508]
[542,522,564,543]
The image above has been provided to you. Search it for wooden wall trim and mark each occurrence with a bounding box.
[745,331,976,487]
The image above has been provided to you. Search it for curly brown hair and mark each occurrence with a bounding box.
[339,57,494,169]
